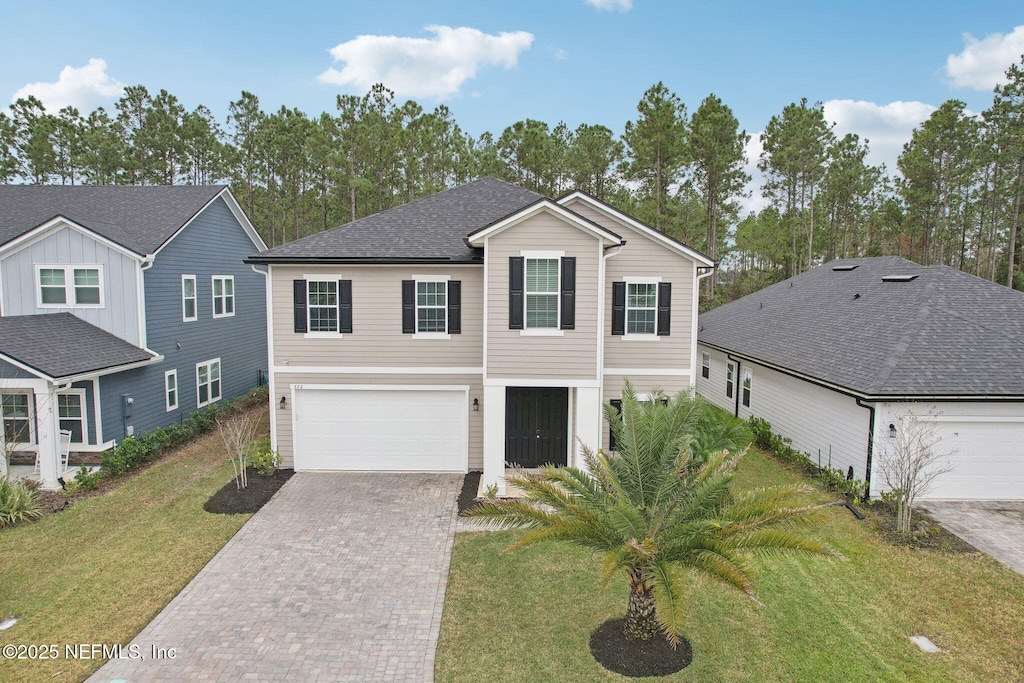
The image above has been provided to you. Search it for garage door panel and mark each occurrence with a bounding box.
[921,422,1024,500]
[294,388,467,472]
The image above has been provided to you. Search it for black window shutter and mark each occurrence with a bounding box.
[339,280,352,333]
[448,280,461,334]
[509,257,524,330]
[293,280,307,333]
[611,281,625,335]
[560,257,575,330]
[402,280,415,333]
[657,282,672,336]
[609,399,623,451]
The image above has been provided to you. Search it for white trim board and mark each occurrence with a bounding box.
[275,366,483,375]
[602,368,692,376]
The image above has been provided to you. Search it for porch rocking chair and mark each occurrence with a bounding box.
[32,430,74,477]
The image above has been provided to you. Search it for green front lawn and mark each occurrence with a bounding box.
[0,415,263,683]
[437,449,1024,682]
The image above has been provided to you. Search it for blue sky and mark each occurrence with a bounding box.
[2,0,1022,208]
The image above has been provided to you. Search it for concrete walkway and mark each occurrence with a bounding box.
[917,500,1024,575]
[89,472,462,682]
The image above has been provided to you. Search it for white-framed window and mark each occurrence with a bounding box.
[36,265,104,308]
[627,282,658,335]
[165,369,178,412]
[196,359,222,407]
[726,363,735,399]
[212,276,234,318]
[1,393,33,444]
[308,280,338,332]
[525,258,559,329]
[182,275,197,321]
[742,369,752,408]
[701,353,711,379]
[57,390,86,444]
[417,280,447,333]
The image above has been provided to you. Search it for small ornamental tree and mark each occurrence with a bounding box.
[217,412,262,490]
[875,409,954,534]
[468,383,832,647]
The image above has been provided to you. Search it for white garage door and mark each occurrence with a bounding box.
[293,386,468,472]
[923,420,1024,500]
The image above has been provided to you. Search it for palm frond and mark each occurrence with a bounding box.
[649,560,687,646]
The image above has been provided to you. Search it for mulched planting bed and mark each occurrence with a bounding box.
[204,468,294,514]
[589,618,693,677]
[457,471,482,515]
[862,504,978,553]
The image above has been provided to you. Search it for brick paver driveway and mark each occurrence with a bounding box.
[917,500,1024,575]
[90,472,462,682]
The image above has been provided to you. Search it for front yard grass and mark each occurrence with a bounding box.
[437,448,1024,682]
[0,410,266,683]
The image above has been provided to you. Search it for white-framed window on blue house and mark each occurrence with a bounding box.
[182,275,197,321]
[36,265,104,308]
[1,393,33,444]
[212,276,234,318]
[57,390,86,444]
[196,359,221,407]
[165,369,178,412]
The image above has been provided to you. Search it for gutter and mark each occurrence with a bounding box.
[56,353,165,386]
[244,256,482,265]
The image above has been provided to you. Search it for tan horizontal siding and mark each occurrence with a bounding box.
[601,373,693,452]
[271,264,482,368]
[272,372,483,470]
[486,211,600,380]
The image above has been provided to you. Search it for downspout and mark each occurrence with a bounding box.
[855,398,876,500]
[251,263,275,451]
[726,353,742,418]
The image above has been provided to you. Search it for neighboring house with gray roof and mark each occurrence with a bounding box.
[246,177,714,495]
[0,185,268,488]
[696,256,1024,500]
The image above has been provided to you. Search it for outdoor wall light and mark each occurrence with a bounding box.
[473,398,479,412]
[280,396,287,409]
[888,423,897,438]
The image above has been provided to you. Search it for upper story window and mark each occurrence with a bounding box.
[417,281,447,333]
[742,369,752,408]
[37,265,103,308]
[403,278,460,336]
[182,275,197,321]
[526,258,559,329]
[308,280,338,332]
[212,276,234,318]
[701,353,711,379]
[628,283,658,335]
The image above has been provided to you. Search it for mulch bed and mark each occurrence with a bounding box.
[457,471,482,515]
[589,618,693,677]
[204,468,294,514]
[861,503,978,553]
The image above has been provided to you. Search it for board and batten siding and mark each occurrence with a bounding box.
[100,197,267,441]
[273,372,483,470]
[485,211,600,380]
[697,344,871,480]
[271,264,483,368]
[0,224,142,345]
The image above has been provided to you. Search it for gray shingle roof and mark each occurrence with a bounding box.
[0,313,158,379]
[250,177,545,263]
[698,256,1024,397]
[0,185,226,255]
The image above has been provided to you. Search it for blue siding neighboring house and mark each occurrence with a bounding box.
[0,186,267,487]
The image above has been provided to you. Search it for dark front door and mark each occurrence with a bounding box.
[505,387,568,468]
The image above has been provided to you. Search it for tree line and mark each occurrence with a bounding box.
[1,57,1022,303]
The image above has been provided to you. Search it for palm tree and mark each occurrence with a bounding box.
[467,384,831,646]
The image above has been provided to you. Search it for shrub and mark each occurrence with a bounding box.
[0,478,44,527]
[249,438,280,476]
[73,466,103,491]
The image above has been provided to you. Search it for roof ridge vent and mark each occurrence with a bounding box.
[832,264,859,271]
[881,274,919,282]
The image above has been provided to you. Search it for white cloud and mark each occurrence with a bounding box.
[585,0,633,11]
[945,25,1024,90]
[823,99,937,172]
[554,48,568,60]
[11,58,124,112]
[738,133,769,216]
[317,25,534,99]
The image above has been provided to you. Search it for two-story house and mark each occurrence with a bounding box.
[247,177,713,494]
[0,185,268,488]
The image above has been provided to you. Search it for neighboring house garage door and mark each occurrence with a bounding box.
[922,420,1024,500]
[292,386,468,472]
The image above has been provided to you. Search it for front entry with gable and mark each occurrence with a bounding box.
[505,387,568,468]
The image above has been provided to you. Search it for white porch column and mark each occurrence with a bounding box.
[482,384,506,496]
[574,386,602,472]
[36,387,61,489]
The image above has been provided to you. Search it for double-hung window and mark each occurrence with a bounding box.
[308,280,338,332]
[525,258,559,329]
[701,353,711,379]
[726,363,735,399]
[182,275,197,321]
[57,391,86,444]
[417,281,447,333]
[37,266,103,307]
[212,276,234,318]
[197,359,222,407]
[627,283,658,335]
[165,370,179,412]
[742,369,752,408]
[1,393,32,444]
